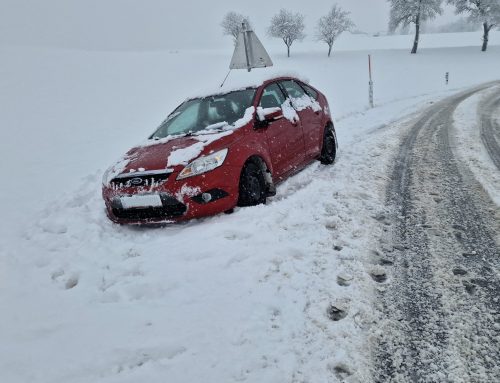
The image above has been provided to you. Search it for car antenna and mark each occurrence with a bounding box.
[220,69,232,88]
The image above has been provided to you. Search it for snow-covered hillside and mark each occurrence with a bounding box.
[1,32,499,382]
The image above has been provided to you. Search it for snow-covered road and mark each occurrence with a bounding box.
[375,84,500,382]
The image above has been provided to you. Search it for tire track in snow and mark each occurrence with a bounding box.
[375,84,500,382]
[479,87,500,170]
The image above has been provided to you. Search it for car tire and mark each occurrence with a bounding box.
[320,124,337,165]
[237,162,267,207]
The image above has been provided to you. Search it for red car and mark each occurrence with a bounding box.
[102,76,337,224]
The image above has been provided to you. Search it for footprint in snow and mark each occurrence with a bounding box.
[327,304,348,322]
[378,260,393,268]
[51,269,79,289]
[51,269,65,281]
[337,273,353,287]
[65,275,79,290]
[452,267,467,276]
[329,363,353,379]
[370,267,387,283]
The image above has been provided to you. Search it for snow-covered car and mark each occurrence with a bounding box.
[102,76,337,224]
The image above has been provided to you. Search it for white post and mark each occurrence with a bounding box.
[368,55,374,108]
[242,22,251,72]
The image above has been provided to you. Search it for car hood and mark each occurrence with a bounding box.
[104,130,239,184]
[125,136,197,171]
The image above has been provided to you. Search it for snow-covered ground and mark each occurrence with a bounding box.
[452,86,500,206]
[1,32,499,382]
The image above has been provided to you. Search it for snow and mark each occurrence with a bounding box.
[281,101,300,123]
[256,106,281,121]
[167,131,233,167]
[291,94,323,112]
[1,31,500,383]
[103,153,140,186]
[451,86,500,205]
[190,70,307,100]
[233,105,256,129]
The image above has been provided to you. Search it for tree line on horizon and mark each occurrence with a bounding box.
[221,1,500,56]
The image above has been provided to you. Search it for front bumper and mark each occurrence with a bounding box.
[102,166,240,224]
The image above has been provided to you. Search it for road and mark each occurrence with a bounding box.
[374,85,500,382]
[480,88,500,170]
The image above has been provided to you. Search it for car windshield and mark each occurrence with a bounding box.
[152,88,256,139]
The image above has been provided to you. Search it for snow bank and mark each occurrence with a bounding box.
[451,87,500,205]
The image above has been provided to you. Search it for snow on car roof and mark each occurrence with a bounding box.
[186,69,311,100]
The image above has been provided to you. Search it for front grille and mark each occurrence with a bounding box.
[111,173,171,188]
[112,193,187,221]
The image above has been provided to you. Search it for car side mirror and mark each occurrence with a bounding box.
[256,107,284,127]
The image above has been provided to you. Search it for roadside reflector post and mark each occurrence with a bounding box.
[368,54,374,108]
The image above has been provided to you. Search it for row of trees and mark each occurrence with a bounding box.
[221,7,354,58]
[389,0,500,53]
[222,1,500,57]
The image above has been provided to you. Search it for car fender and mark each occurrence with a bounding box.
[223,129,274,174]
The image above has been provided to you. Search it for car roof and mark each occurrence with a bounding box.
[186,71,312,101]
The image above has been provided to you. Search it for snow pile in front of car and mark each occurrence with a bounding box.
[167,106,255,167]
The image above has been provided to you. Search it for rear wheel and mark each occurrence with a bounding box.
[320,125,337,165]
[237,162,267,207]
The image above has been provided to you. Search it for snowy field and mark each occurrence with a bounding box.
[1,32,499,382]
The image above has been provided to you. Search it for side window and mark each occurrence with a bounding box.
[280,80,307,99]
[259,83,287,109]
[300,83,318,99]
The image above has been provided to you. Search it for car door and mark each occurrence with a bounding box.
[258,82,306,178]
[279,80,323,160]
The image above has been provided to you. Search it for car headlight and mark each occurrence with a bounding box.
[177,149,228,180]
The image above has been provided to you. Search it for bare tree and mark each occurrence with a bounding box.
[447,0,500,51]
[388,0,444,54]
[221,12,252,45]
[268,9,306,57]
[316,5,355,57]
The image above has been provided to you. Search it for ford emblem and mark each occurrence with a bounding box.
[130,177,143,186]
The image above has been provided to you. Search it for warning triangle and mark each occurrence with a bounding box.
[230,26,273,71]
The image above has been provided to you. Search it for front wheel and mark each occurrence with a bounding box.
[319,125,337,165]
[237,162,267,207]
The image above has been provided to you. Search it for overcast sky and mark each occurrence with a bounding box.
[0,0,459,50]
